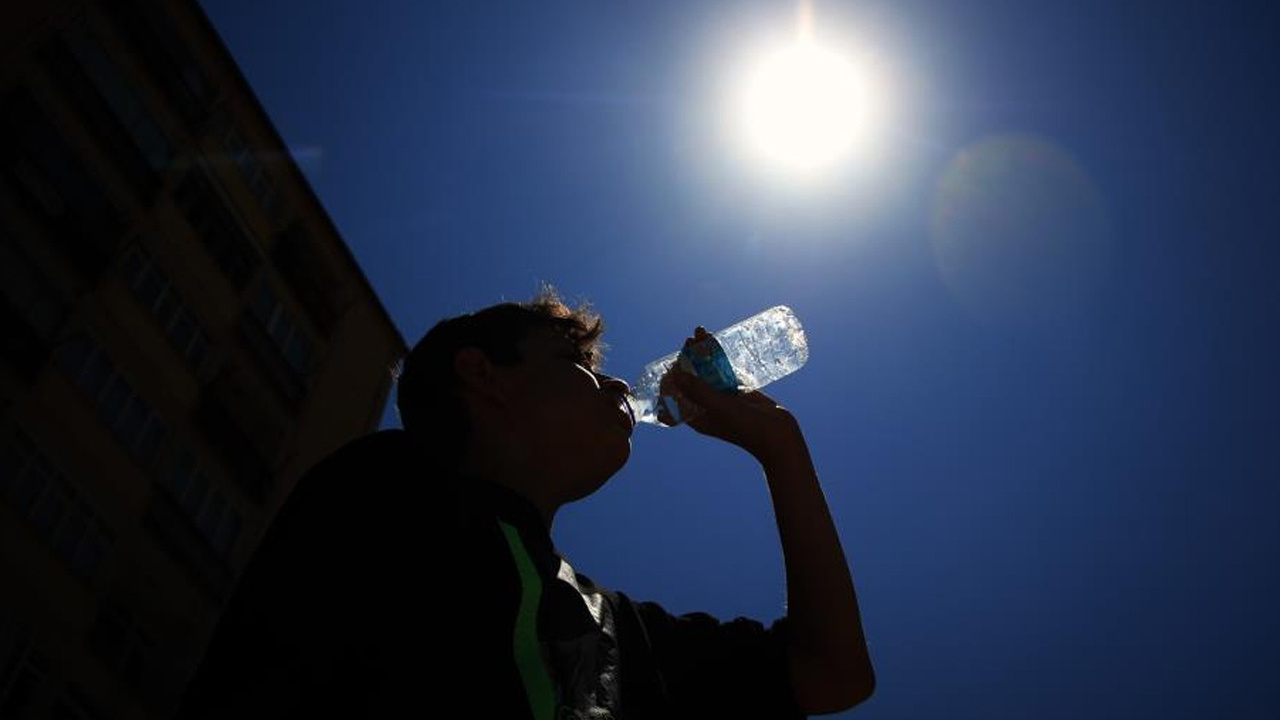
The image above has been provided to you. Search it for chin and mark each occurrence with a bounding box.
[568,449,630,501]
[608,442,631,480]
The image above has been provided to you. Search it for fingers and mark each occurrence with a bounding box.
[683,326,709,347]
[673,371,740,420]
[670,369,704,399]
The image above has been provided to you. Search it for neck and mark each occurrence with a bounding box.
[460,446,559,532]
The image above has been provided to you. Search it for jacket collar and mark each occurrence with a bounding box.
[463,476,560,578]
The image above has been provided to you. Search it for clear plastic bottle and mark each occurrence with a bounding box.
[626,306,809,426]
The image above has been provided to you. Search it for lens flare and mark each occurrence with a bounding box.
[931,136,1111,326]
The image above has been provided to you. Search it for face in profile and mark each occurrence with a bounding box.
[500,326,634,501]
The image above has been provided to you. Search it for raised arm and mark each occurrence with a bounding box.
[669,341,875,714]
[756,424,875,713]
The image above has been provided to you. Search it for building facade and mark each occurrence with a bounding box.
[0,1,407,717]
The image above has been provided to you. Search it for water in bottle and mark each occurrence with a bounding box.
[627,306,809,426]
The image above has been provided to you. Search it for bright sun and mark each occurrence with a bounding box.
[740,39,869,174]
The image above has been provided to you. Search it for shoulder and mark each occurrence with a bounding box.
[251,429,479,579]
[299,429,424,483]
[603,593,804,718]
[286,430,456,517]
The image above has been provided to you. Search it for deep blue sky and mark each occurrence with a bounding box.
[198,1,1279,717]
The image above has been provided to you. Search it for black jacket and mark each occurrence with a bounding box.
[175,430,805,719]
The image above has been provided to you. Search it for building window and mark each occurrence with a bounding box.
[37,22,170,207]
[0,87,124,277]
[0,229,67,379]
[0,618,37,716]
[270,221,339,338]
[165,448,243,558]
[235,281,316,410]
[119,247,210,375]
[0,234,65,342]
[54,335,167,471]
[250,283,313,380]
[100,0,214,127]
[221,126,281,219]
[61,25,169,174]
[0,645,47,719]
[0,433,113,581]
[51,685,105,720]
[87,602,154,695]
[174,169,262,291]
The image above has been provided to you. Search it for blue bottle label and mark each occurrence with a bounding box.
[677,335,740,394]
[654,335,741,426]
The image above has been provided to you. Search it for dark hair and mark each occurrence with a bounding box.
[394,284,606,471]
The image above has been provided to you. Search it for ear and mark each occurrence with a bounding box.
[453,346,508,406]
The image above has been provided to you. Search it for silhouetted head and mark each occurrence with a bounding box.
[395,286,632,520]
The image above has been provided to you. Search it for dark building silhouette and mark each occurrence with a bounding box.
[0,1,406,717]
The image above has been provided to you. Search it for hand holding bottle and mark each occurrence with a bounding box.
[628,306,809,427]
[663,327,805,465]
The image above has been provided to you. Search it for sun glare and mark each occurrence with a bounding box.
[740,38,869,174]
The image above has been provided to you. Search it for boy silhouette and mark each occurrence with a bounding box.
[175,287,873,718]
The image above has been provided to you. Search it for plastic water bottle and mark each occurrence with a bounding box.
[626,306,809,427]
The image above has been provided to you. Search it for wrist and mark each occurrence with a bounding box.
[751,422,810,469]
